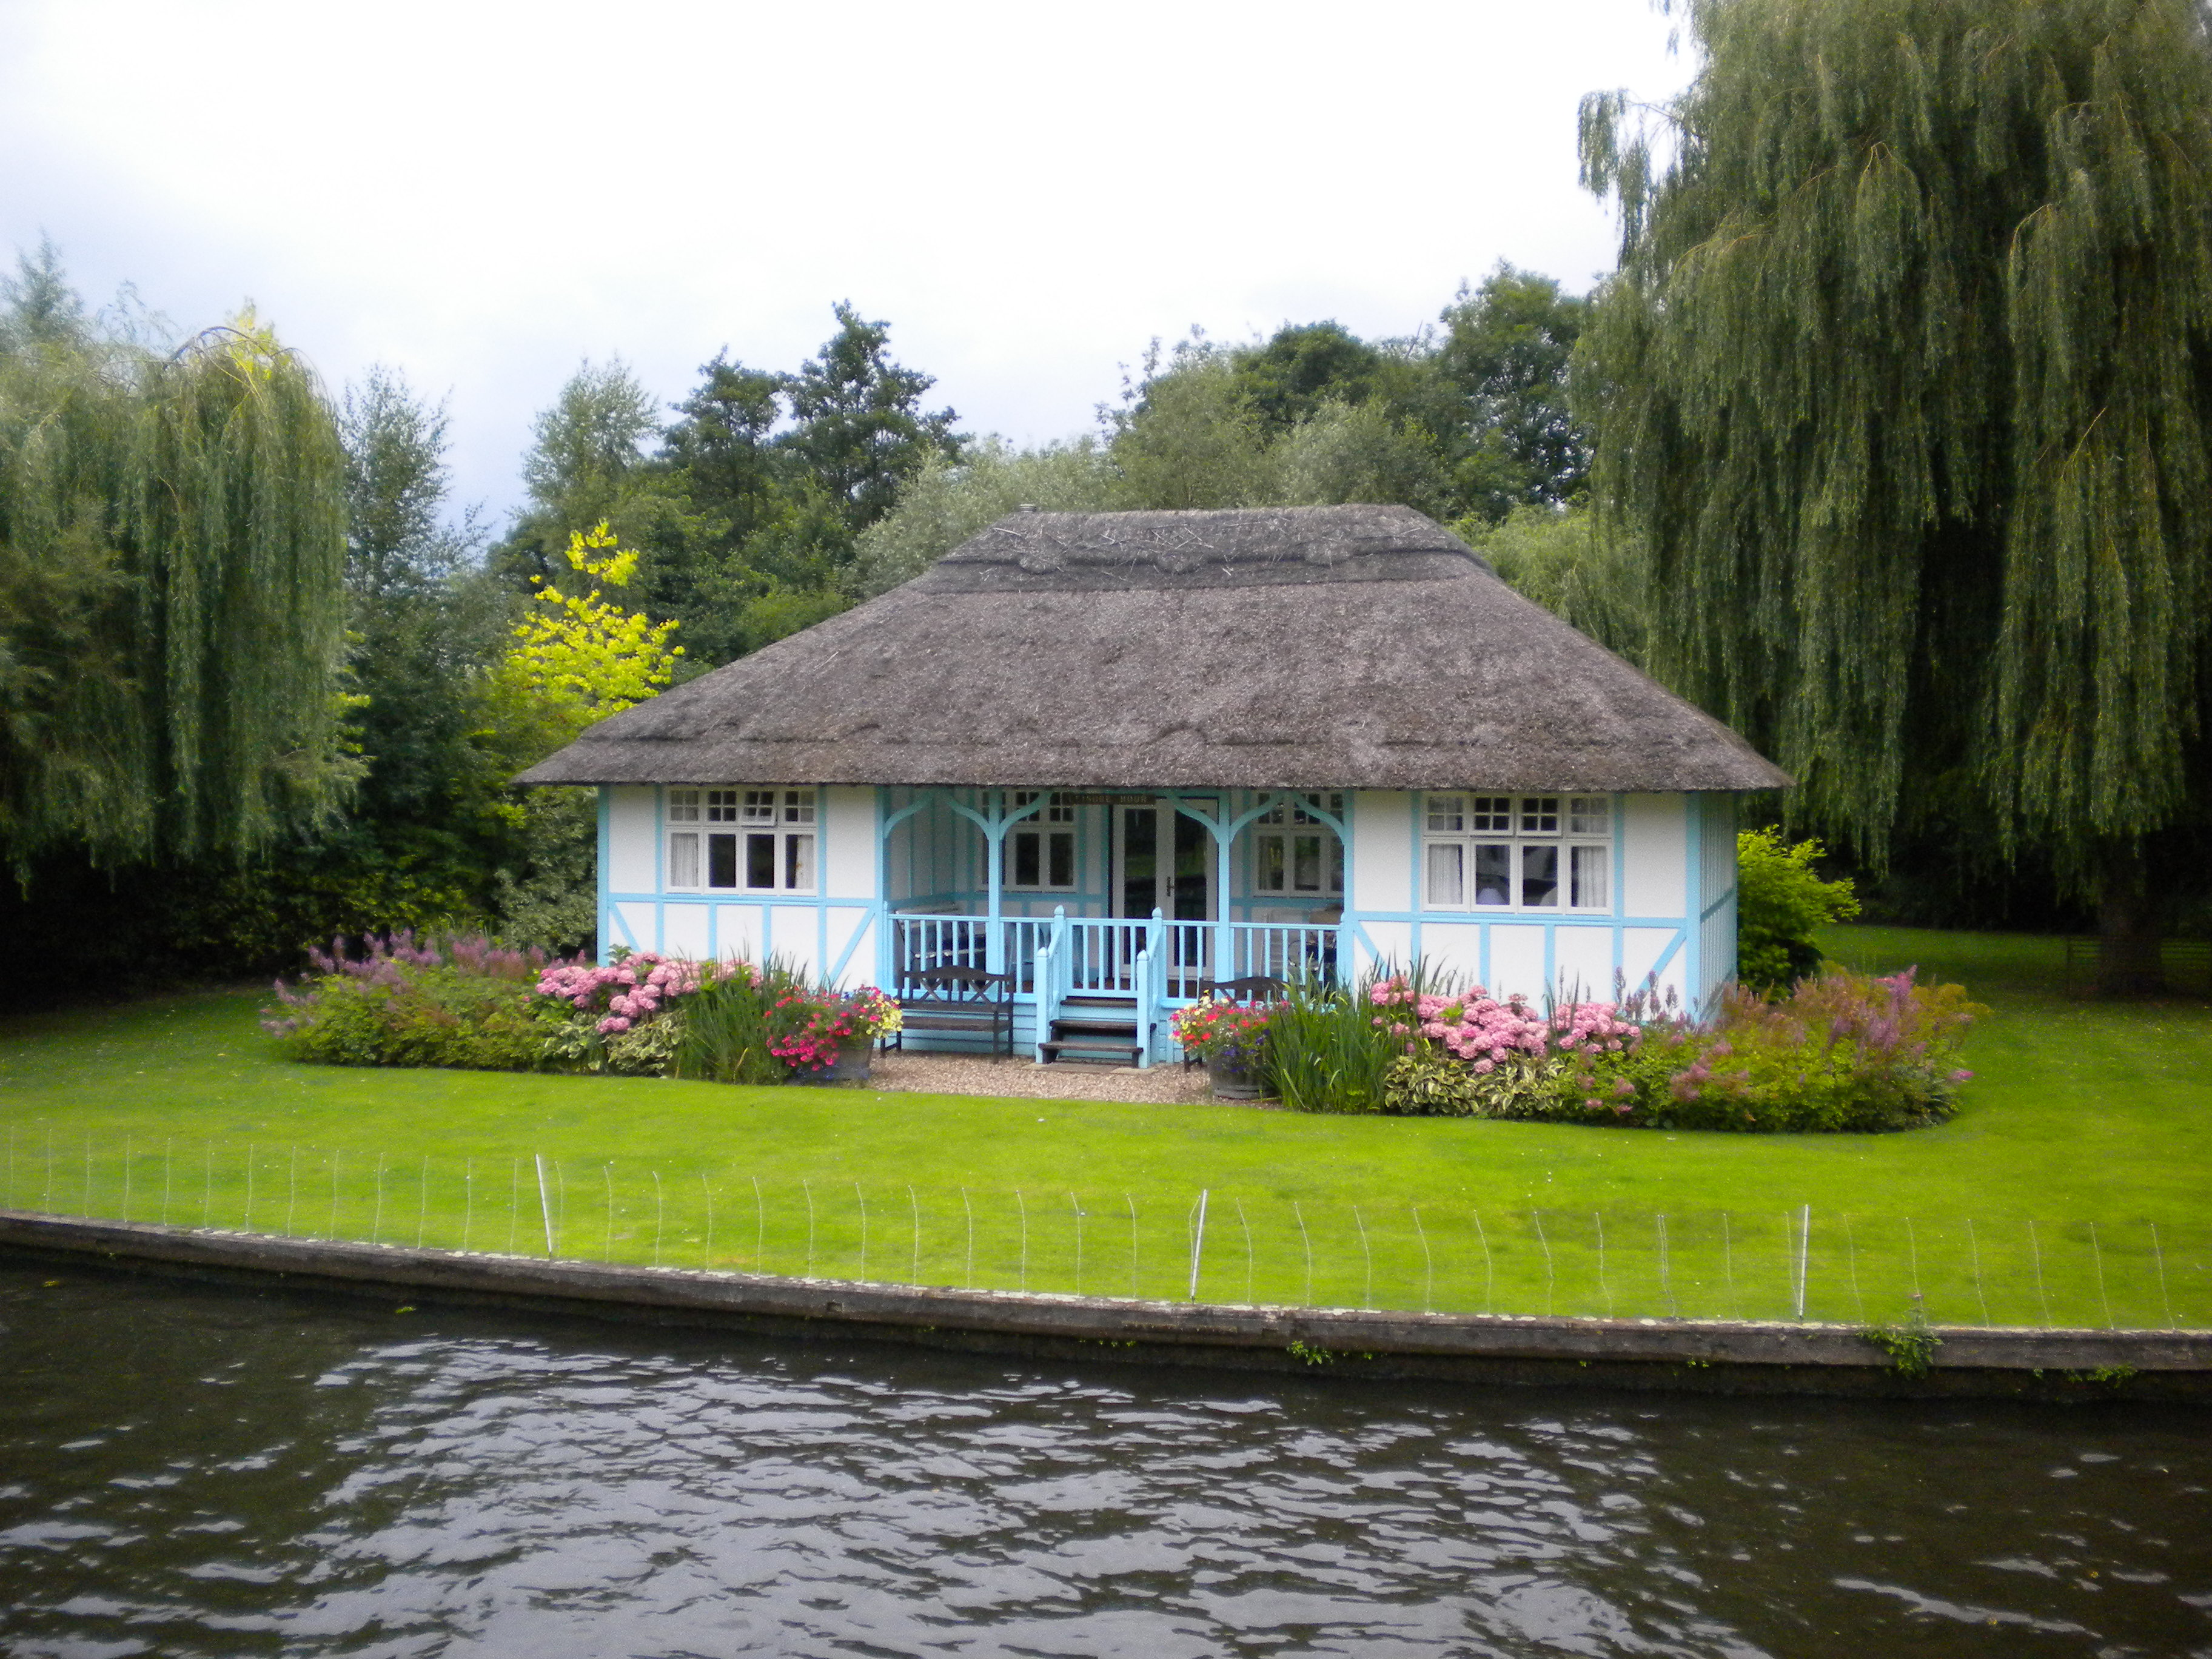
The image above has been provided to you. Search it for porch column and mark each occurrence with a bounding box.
[1176,791,1295,987]
[942,789,1046,980]
[876,788,931,986]
[985,814,1005,974]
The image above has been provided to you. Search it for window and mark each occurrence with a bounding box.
[1252,793,1344,897]
[667,787,816,893]
[1423,793,1610,911]
[1007,791,1078,890]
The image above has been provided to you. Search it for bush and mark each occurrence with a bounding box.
[1406,967,1981,1134]
[674,959,809,1084]
[265,933,572,1070]
[1263,972,1409,1113]
[268,934,903,1084]
[1737,828,1860,992]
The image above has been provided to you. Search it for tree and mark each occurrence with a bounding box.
[324,364,518,922]
[0,255,350,875]
[493,357,664,588]
[1102,335,1276,509]
[1436,265,1590,520]
[779,302,962,535]
[1580,0,2212,991]
[484,523,683,951]
[1230,321,1389,431]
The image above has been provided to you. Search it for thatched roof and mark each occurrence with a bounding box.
[517,505,1791,793]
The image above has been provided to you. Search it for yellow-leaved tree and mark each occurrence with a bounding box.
[486,523,683,951]
[494,522,683,756]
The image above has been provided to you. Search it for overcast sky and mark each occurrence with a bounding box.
[0,1,1692,528]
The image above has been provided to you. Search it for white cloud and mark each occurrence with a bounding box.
[0,0,1691,522]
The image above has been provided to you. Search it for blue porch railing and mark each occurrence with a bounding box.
[891,911,1339,1065]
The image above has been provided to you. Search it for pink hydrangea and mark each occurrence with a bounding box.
[536,953,719,1035]
[1367,975,1643,1065]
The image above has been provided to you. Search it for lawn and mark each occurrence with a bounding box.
[0,926,2205,1329]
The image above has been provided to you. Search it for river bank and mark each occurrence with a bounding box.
[8,1208,2206,1403]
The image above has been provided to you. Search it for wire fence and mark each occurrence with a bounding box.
[8,1131,2208,1331]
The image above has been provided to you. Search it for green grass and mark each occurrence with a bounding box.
[1,927,2207,1328]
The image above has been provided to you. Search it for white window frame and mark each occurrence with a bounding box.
[1005,791,1079,891]
[665,787,818,894]
[1421,793,1612,913]
[1250,792,1344,899]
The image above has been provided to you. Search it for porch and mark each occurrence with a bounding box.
[879,786,1347,1067]
[886,909,1339,1066]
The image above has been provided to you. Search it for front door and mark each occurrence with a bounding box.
[1115,800,1214,988]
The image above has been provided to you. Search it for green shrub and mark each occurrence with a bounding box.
[269,964,557,1071]
[1737,828,1860,992]
[1379,1051,1485,1116]
[1263,973,1406,1113]
[1466,968,1982,1133]
[675,958,811,1085]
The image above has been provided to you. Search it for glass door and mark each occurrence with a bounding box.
[1116,801,1215,991]
[1115,802,1213,922]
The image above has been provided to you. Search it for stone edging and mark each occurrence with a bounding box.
[4,1209,2206,1401]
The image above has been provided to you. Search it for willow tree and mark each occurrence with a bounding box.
[0,284,350,875]
[1579,0,2212,989]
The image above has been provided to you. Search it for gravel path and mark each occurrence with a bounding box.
[865,1052,1269,1105]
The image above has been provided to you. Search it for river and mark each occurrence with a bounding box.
[1,1261,2205,1657]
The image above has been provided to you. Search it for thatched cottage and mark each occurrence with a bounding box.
[518,504,1790,1064]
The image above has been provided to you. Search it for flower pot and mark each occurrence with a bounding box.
[789,1038,875,1086]
[1204,1048,1263,1101]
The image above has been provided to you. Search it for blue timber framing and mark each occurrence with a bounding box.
[597,782,1728,1060]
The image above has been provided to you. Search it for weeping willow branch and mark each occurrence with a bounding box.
[0,312,350,874]
[1579,0,2212,893]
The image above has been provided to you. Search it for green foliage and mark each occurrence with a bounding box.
[494,357,664,589]
[271,965,555,1071]
[1737,830,1862,993]
[1263,973,1407,1115]
[0,253,351,874]
[491,308,961,671]
[489,789,600,955]
[1456,502,1647,665]
[1104,335,1278,509]
[779,302,962,534]
[1271,398,1450,517]
[1578,0,2212,895]
[674,957,811,1085]
[1378,1051,1486,1116]
[1860,1307,1942,1378]
[1435,266,1591,520]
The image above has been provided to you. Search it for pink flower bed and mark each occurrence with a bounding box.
[1367,976,1641,1071]
[537,953,721,1035]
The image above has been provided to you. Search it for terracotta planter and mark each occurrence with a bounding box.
[789,1039,874,1086]
[1204,1048,1264,1100]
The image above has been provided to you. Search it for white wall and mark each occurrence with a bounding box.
[606,785,656,894]
[663,902,710,957]
[1622,793,1687,918]
[1349,791,1414,913]
[823,786,877,900]
[1553,925,1614,1001]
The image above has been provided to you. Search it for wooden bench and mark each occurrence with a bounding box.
[888,967,1014,1061]
[2062,937,2212,997]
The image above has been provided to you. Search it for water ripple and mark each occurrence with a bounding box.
[1,1266,2208,1657]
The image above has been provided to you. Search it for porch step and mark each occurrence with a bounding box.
[1040,1000,1146,1065]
